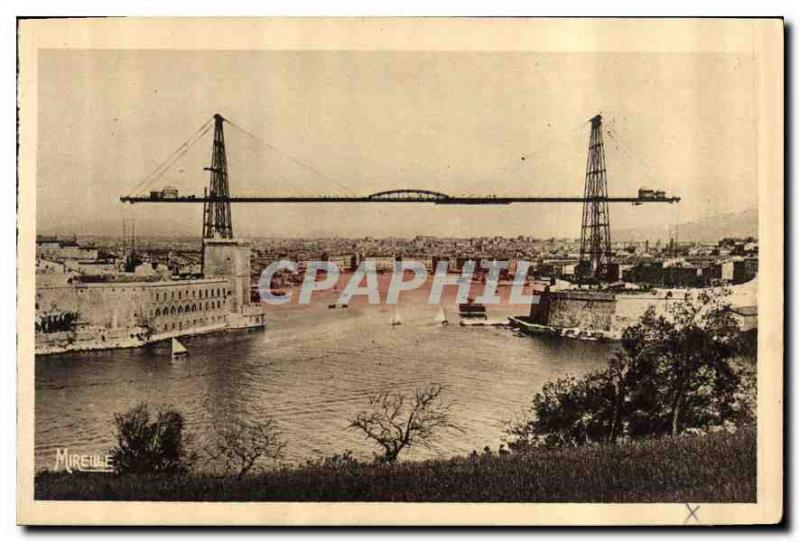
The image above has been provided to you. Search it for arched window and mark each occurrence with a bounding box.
[155,307,161,317]
[178,306,183,314]
[170,306,176,315]
[191,304,197,312]
[178,291,182,300]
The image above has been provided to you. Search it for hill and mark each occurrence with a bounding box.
[614,208,758,243]
[35,427,755,503]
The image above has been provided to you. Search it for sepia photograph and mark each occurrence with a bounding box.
[16,17,783,526]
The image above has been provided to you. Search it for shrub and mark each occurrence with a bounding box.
[509,289,753,449]
[507,370,619,449]
[304,451,360,470]
[109,403,192,475]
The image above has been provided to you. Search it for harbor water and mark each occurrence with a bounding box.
[35,295,614,472]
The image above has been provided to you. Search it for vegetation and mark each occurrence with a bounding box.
[109,403,193,476]
[348,383,461,464]
[303,450,360,470]
[35,426,756,502]
[507,290,754,449]
[204,411,285,479]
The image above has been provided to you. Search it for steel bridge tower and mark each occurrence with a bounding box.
[202,114,234,239]
[578,114,612,280]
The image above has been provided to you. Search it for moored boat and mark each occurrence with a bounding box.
[458,298,487,320]
[390,308,403,326]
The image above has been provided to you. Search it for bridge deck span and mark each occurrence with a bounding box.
[120,196,681,205]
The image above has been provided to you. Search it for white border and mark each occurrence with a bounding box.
[4,1,795,539]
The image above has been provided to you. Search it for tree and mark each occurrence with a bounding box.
[506,368,620,449]
[623,289,744,437]
[109,403,192,475]
[206,413,285,479]
[349,383,460,464]
[508,289,751,449]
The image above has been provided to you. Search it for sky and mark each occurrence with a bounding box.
[36,49,758,239]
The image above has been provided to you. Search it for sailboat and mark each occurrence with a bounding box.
[435,306,449,326]
[171,338,188,357]
[390,307,403,326]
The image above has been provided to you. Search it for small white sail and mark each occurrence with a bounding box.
[171,338,188,356]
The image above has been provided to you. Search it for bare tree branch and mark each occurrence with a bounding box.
[348,383,461,464]
[205,413,285,478]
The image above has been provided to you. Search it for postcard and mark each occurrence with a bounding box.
[17,17,783,526]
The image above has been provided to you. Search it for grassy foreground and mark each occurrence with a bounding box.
[35,427,755,502]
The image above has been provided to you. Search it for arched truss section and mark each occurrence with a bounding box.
[367,189,451,202]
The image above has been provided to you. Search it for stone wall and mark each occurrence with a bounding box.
[36,277,230,335]
[532,283,757,336]
[612,293,685,331]
[538,292,617,331]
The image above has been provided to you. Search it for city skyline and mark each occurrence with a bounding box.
[36,205,758,245]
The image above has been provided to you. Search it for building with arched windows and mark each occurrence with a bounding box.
[35,240,266,354]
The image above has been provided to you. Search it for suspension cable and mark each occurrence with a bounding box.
[604,126,658,187]
[457,117,589,197]
[223,118,355,197]
[126,117,214,197]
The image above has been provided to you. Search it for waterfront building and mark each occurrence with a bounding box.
[324,254,357,272]
[523,279,758,339]
[35,239,265,355]
[362,255,397,272]
[36,236,99,261]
